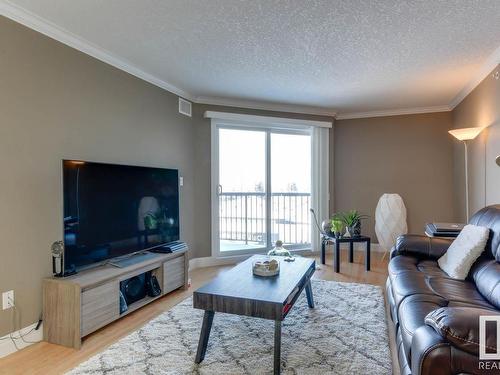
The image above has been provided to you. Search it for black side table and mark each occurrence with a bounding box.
[321,235,371,273]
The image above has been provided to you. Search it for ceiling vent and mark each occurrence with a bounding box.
[178,98,192,117]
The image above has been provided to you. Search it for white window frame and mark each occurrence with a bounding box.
[207,111,331,258]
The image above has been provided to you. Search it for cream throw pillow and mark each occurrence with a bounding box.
[438,224,489,280]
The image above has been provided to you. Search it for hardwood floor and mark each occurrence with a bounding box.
[0,250,389,375]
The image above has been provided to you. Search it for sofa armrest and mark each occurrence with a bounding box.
[425,307,500,356]
[390,234,454,260]
[411,325,451,375]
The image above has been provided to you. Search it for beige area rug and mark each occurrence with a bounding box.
[68,280,392,374]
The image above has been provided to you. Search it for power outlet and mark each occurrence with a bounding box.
[2,290,14,310]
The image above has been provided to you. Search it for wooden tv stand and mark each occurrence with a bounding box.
[42,250,188,349]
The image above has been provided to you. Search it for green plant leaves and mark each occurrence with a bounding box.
[331,210,369,227]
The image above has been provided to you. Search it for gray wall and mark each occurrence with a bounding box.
[0,17,196,337]
[451,65,500,221]
[334,113,456,239]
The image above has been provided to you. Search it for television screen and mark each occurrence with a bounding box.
[63,160,179,273]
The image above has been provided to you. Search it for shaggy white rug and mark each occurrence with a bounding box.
[68,280,392,374]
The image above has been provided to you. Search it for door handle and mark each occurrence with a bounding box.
[217,184,222,195]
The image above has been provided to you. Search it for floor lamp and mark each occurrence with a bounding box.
[448,127,485,222]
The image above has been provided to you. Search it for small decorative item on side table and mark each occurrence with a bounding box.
[335,210,369,238]
[331,218,344,239]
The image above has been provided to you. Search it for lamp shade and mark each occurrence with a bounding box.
[375,193,408,253]
[448,127,485,141]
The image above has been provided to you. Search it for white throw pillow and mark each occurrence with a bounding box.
[438,224,489,280]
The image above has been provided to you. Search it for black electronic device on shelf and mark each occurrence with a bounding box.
[119,271,162,308]
[146,274,162,297]
[425,222,464,237]
[120,273,147,305]
[151,241,188,254]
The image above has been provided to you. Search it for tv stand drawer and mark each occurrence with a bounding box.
[81,281,119,336]
[163,255,185,293]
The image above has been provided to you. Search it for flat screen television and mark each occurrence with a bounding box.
[63,160,179,274]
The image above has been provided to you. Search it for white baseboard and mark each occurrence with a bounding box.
[189,254,250,270]
[189,243,386,270]
[0,321,43,359]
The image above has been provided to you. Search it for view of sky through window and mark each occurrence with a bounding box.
[219,128,311,193]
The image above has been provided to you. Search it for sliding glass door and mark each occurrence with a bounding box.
[218,128,268,252]
[215,126,312,255]
[271,132,312,248]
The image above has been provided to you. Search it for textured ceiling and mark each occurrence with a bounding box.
[3,0,500,116]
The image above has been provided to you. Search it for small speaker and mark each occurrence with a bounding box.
[178,97,192,117]
[146,274,162,297]
[119,272,161,305]
[119,290,128,314]
[120,274,147,305]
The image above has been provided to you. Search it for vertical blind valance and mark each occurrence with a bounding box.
[204,111,333,129]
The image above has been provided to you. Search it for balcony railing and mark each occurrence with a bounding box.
[219,192,311,247]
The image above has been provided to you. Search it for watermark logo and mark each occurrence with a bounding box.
[479,315,500,360]
[478,315,500,370]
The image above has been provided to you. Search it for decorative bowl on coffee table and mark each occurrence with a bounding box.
[252,257,280,277]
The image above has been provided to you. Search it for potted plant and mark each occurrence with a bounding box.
[330,218,344,239]
[338,210,369,237]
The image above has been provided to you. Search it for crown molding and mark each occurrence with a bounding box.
[335,105,451,120]
[0,0,194,100]
[194,96,337,117]
[449,46,500,109]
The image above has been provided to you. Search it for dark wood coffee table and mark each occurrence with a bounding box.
[193,255,315,374]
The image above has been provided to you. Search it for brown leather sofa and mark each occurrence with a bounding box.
[386,205,500,375]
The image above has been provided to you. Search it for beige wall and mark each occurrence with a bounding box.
[451,65,500,221]
[0,17,197,336]
[334,113,456,239]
